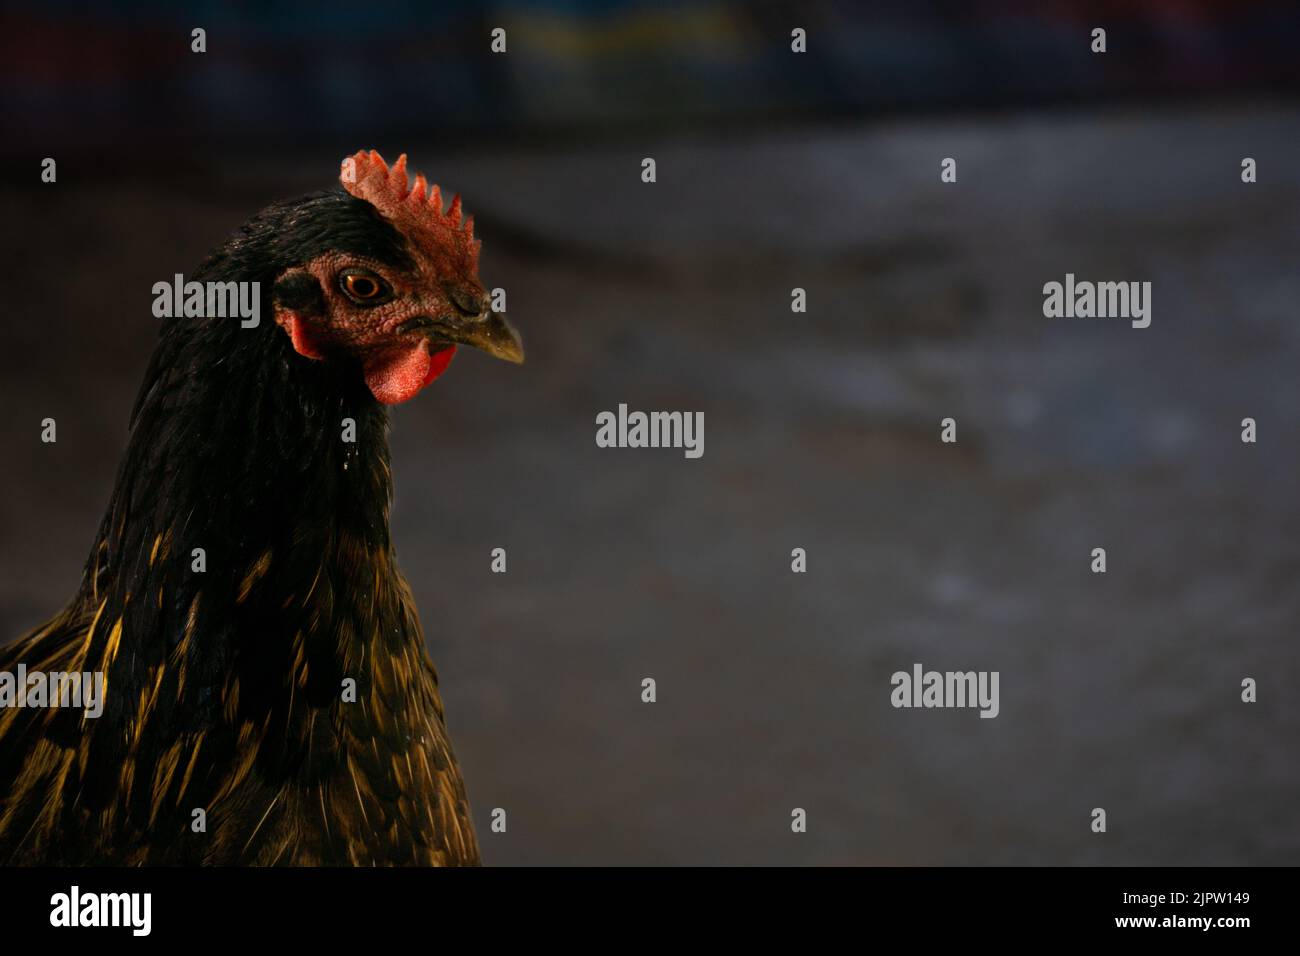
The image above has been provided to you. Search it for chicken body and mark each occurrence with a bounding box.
[0,157,516,865]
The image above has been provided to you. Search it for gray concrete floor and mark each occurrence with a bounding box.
[3,103,1298,864]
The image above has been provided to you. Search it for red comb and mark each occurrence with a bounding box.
[339,149,479,269]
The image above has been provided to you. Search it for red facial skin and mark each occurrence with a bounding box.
[283,312,456,403]
[273,251,479,404]
[273,150,485,405]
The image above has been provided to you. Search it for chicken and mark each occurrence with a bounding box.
[0,150,522,865]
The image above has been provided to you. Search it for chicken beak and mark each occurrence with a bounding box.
[442,312,524,365]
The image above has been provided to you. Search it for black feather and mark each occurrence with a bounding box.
[0,188,479,865]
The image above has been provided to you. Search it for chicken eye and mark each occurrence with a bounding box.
[340,270,389,304]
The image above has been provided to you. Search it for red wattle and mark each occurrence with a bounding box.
[363,343,456,404]
[422,345,456,386]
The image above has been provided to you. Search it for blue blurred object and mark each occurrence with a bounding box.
[3,0,1298,155]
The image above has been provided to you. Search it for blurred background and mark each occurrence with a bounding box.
[2,0,1299,864]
